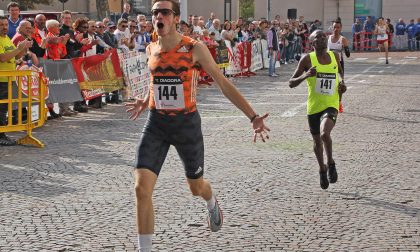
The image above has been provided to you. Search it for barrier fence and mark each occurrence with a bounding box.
[0,70,48,148]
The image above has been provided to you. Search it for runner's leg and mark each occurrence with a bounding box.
[134,169,158,251]
[320,117,335,166]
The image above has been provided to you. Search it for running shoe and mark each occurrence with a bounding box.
[328,163,338,183]
[319,166,329,190]
[207,197,223,232]
[339,102,343,113]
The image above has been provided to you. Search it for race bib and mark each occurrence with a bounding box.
[153,76,185,110]
[315,72,336,95]
[377,34,388,40]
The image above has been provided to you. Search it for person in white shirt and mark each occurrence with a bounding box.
[114,18,130,51]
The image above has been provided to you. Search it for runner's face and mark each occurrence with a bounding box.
[151,1,179,36]
[312,31,327,51]
[333,23,341,34]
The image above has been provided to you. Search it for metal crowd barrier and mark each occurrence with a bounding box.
[0,70,48,148]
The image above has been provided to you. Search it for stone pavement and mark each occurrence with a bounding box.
[0,52,419,251]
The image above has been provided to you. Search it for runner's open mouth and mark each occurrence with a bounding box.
[157,22,164,29]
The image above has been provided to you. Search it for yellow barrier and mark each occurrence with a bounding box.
[0,70,48,148]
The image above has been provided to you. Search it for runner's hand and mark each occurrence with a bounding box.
[252,113,270,143]
[338,81,347,94]
[125,98,148,120]
[305,66,317,78]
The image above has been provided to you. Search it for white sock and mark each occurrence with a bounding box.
[206,195,216,211]
[138,234,152,252]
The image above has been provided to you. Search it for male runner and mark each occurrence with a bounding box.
[289,30,346,190]
[327,19,350,113]
[125,1,270,251]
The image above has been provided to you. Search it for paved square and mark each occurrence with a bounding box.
[1,52,419,251]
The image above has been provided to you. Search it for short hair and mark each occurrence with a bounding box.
[152,0,180,16]
[7,2,19,11]
[117,18,128,26]
[308,30,323,42]
[60,10,72,20]
[73,18,88,30]
[46,19,60,29]
[0,16,7,20]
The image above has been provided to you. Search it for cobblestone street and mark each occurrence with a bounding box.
[1,52,419,251]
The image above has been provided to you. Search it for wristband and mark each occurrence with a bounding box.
[250,114,259,123]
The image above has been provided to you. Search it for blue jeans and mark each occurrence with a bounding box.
[268,50,277,75]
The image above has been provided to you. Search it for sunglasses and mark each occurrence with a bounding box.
[151,8,176,17]
[122,25,128,28]
[130,25,137,28]
[96,26,105,28]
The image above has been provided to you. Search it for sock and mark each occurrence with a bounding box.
[206,195,216,211]
[138,234,152,252]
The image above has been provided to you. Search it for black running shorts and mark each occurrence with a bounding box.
[135,110,204,179]
[307,107,338,135]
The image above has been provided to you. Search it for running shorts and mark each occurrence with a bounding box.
[135,109,204,179]
[307,107,338,135]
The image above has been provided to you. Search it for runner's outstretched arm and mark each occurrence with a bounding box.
[193,42,270,142]
[289,54,314,88]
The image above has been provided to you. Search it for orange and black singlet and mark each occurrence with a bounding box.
[148,35,201,115]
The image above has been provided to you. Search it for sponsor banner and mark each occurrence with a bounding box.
[224,40,242,75]
[38,58,83,103]
[260,39,269,69]
[118,50,150,99]
[216,42,229,68]
[71,48,124,93]
[15,64,49,100]
[250,39,263,72]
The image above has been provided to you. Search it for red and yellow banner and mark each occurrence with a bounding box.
[71,49,124,93]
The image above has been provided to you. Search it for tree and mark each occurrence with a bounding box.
[96,0,110,20]
[239,0,254,20]
[14,0,54,10]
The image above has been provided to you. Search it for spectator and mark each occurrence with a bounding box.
[256,19,268,40]
[58,10,80,116]
[192,15,203,37]
[33,14,47,43]
[363,16,374,51]
[121,2,131,20]
[395,18,406,51]
[352,18,363,51]
[103,22,118,48]
[179,20,190,37]
[137,14,146,25]
[134,21,150,53]
[128,20,138,50]
[0,16,32,146]
[221,21,234,43]
[102,17,110,27]
[208,19,222,42]
[309,19,321,34]
[85,20,98,57]
[46,19,70,118]
[267,20,279,77]
[416,17,420,51]
[60,10,81,59]
[406,19,416,51]
[7,2,22,39]
[95,21,113,50]
[206,12,215,29]
[11,21,40,65]
[114,18,130,51]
